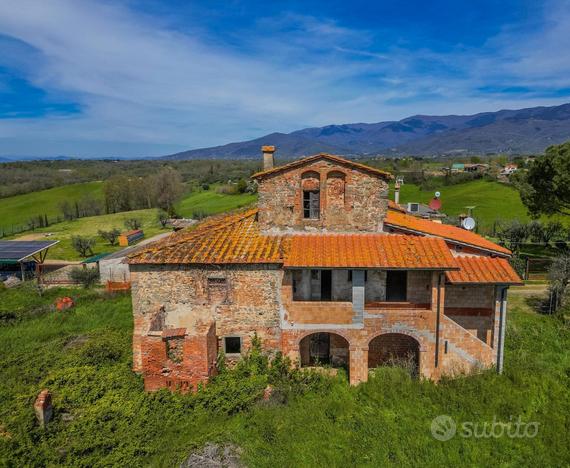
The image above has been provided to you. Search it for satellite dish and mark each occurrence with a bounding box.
[429,197,442,211]
[462,217,476,231]
[435,191,441,198]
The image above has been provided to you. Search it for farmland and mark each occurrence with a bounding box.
[0,185,257,259]
[0,283,568,466]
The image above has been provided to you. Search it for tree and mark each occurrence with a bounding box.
[157,210,170,228]
[71,236,96,257]
[125,218,141,230]
[70,267,99,288]
[548,253,570,313]
[98,228,121,246]
[150,167,185,215]
[541,221,564,245]
[236,179,248,194]
[518,141,570,217]
[496,220,529,252]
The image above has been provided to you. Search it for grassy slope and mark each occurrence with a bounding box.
[0,182,104,230]
[397,179,530,231]
[175,189,256,217]
[0,284,568,466]
[4,188,257,260]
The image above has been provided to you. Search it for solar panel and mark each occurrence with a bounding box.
[0,241,59,262]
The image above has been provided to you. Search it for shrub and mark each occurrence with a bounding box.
[70,267,99,288]
[71,236,96,257]
[157,209,169,228]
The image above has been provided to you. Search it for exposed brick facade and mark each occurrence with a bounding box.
[130,152,513,391]
[256,157,389,232]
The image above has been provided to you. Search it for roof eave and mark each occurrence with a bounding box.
[384,223,511,257]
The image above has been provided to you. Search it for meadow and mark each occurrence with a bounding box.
[1,186,256,260]
[0,182,104,230]
[0,284,568,466]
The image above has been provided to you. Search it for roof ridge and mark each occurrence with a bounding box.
[252,153,393,180]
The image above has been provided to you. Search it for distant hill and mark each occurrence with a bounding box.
[163,102,570,159]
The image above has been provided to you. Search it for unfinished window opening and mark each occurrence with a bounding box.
[224,336,242,354]
[303,190,320,219]
[165,337,184,363]
[386,270,408,302]
[301,171,320,219]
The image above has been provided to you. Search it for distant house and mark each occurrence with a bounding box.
[449,163,488,174]
[500,164,518,176]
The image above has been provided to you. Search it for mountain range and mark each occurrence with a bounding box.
[163,102,570,159]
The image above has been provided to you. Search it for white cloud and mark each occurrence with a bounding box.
[0,0,568,157]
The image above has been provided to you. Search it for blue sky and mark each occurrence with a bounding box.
[0,0,569,158]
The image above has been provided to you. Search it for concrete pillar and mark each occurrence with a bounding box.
[352,270,365,323]
[349,346,368,385]
[496,287,508,373]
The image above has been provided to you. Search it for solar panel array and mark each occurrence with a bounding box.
[0,241,59,262]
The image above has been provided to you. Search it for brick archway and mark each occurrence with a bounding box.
[299,332,350,369]
[367,333,420,375]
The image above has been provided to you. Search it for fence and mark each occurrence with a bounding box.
[523,257,553,280]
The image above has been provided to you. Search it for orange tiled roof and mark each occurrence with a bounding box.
[384,210,511,256]
[446,256,522,285]
[284,233,458,269]
[128,209,287,265]
[252,153,393,180]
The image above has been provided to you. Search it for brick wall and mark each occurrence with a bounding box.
[130,264,283,379]
[257,158,389,232]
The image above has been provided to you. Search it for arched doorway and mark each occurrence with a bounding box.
[300,332,349,368]
[368,333,420,375]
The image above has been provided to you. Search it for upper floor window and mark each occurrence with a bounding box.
[301,171,321,219]
[303,190,320,219]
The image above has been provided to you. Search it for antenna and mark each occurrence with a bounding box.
[464,205,476,217]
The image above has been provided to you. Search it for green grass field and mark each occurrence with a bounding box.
[175,188,257,218]
[2,186,257,260]
[0,284,568,466]
[0,182,104,231]
[396,179,531,231]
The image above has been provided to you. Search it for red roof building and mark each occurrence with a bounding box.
[129,149,521,392]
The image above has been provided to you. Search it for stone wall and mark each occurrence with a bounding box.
[257,158,389,232]
[130,264,283,379]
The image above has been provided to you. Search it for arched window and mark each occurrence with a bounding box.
[301,171,320,219]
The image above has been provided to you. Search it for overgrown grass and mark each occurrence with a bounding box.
[0,284,569,466]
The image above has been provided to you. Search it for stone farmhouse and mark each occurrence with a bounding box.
[128,147,522,392]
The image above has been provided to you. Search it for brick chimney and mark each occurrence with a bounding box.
[261,145,276,171]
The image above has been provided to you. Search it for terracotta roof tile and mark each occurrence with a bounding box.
[284,234,458,269]
[446,256,522,285]
[384,210,511,256]
[252,153,393,180]
[128,209,286,265]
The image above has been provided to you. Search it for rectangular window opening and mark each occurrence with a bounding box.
[303,190,320,219]
[224,336,242,354]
